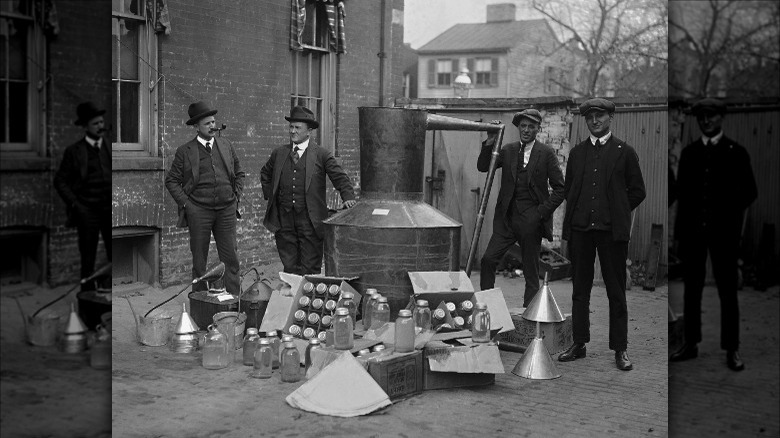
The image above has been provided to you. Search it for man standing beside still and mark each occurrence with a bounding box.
[165,101,245,294]
[558,98,646,371]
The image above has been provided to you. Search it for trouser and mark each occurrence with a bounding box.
[76,205,112,291]
[275,205,322,275]
[679,230,740,351]
[480,205,543,306]
[569,230,629,351]
[186,200,240,294]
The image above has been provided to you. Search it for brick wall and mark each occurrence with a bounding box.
[113,0,405,287]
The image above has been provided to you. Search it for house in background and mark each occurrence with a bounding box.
[416,3,583,99]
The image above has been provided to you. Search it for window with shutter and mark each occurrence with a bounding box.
[436,59,452,86]
[427,59,436,87]
[475,58,492,86]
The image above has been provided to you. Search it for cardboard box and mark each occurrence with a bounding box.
[306,340,383,379]
[366,350,423,401]
[408,271,514,334]
[259,272,360,340]
[495,308,573,355]
[422,341,503,390]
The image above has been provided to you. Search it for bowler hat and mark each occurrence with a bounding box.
[691,98,726,116]
[512,109,543,126]
[285,105,319,129]
[74,101,106,126]
[579,98,616,116]
[186,101,218,125]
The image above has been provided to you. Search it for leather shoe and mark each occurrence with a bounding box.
[669,343,698,362]
[558,343,586,362]
[615,350,633,371]
[727,350,745,371]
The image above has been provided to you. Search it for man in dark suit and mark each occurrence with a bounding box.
[261,106,356,275]
[477,109,565,306]
[558,98,646,371]
[54,102,112,291]
[670,98,757,371]
[165,101,245,294]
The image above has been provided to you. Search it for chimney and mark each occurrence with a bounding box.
[486,3,516,23]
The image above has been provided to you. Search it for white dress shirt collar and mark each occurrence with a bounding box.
[589,131,612,146]
[293,138,310,155]
[701,130,723,146]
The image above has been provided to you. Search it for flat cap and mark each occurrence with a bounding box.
[691,98,726,115]
[512,109,543,126]
[579,98,616,115]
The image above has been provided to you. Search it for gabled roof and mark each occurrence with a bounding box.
[418,19,555,54]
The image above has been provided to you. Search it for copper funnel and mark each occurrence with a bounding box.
[64,302,87,334]
[522,272,564,323]
[175,302,199,334]
[511,333,561,380]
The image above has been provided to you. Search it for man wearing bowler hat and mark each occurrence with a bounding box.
[165,101,245,295]
[55,102,112,290]
[670,98,757,371]
[477,109,565,306]
[558,98,646,371]
[261,105,356,275]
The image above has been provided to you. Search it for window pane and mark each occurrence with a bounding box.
[437,60,451,73]
[310,53,321,97]
[111,80,118,143]
[9,20,28,80]
[8,81,27,142]
[119,81,139,143]
[112,0,122,12]
[302,2,316,46]
[1,22,7,79]
[112,19,120,79]
[119,18,139,80]
[297,54,308,95]
[126,0,142,16]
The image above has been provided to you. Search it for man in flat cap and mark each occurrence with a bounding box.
[477,109,565,306]
[261,105,356,275]
[558,98,646,371]
[165,101,245,295]
[670,98,757,371]
[54,101,112,290]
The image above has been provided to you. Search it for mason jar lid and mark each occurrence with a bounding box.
[373,344,386,352]
[258,338,271,345]
[398,309,412,317]
[281,334,294,342]
[246,327,259,335]
[416,299,429,307]
[377,296,388,303]
[283,341,295,348]
[335,307,350,316]
[309,338,320,345]
[267,330,277,337]
[341,291,354,299]
[366,288,378,295]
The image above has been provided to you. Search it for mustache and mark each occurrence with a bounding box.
[209,124,227,133]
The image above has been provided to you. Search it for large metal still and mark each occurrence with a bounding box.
[323,107,504,317]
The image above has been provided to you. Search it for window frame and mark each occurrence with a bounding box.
[111,2,158,158]
[0,2,46,157]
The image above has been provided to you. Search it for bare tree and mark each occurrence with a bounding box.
[669,0,780,98]
[532,0,667,97]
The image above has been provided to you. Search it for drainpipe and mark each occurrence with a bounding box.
[378,0,387,106]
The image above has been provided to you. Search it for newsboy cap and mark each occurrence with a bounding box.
[579,98,616,116]
[512,109,543,126]
[691,98,726,115]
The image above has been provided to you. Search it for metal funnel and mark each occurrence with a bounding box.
[64,302,87,334]
[522,272,564,323]
[174,302,199,334]
[511,335,561,380]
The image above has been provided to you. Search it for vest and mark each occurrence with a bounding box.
[81,144,111,207]
[189,142,235,209]
[512,157,536,215]
[278,148,307,211]
[571,140,611,231]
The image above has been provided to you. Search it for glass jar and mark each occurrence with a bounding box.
[325,300,337,312]
[432,308,447,325]
[202,324,231,369]
[333,307,354,350]
[89,324,111,370]
[298,296,311,308]
[317,331,327,342]
[267,330,281,369]
[242,327,261,366]
[337,292,357,324]
[362,289,378,330]
[280,341,301,382]
[460,300,474,314]
[395,309,415,353]
[251,338,273,379]
[303,282,315,296]
[311,298,324,310]
[452,316,465,329]
[445,301,457,315]
[414,299,432,332]
[307,313,320,325]
[315,283,328,297]
[370,296,390,330]
[328,284,340,297]
[293,309,306,322]
[305,338,322,374]
[288,324,302,337]
[471,302,491,343]
[321,315,333,327]
[303,327,316,339]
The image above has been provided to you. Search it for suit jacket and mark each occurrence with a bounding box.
[165,136,245,228]
[54,137,112,227]
[260,140,355,239]
[562,135,646,242]
[675,135,756,240]
[477,139,565,241]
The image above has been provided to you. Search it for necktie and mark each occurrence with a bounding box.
[93,140,100,149]
[519,143,526,168]
[205,141,211,152]
[292,146,300,165]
